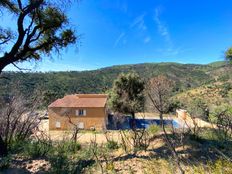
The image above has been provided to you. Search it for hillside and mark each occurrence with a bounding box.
[0,61,230,106]
[174,80,232,110]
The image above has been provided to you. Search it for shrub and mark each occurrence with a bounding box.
[193,164,207,174]
[48,144,77,174]
[0,156,11,171]
[209,106,232,141]
[147,124,160,135]
[106,161,115,172]
[9,139,28,154]
[25,140,52,158]
[209,159,232,174]
[106,140,119,150]
[134,142,148,152]
[63,141,81,153]
[49,143,93,174]
[49,150,71,174]
[75,159,95,173]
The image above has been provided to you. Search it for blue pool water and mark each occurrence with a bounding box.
[134,119,181,129]
[107,115,181,130]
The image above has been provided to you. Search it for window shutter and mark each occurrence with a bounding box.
[76,110,79,116]
[56,121,61,128]
[84,110,86,116]
[78,122,84,129]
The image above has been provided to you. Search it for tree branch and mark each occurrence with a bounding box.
[17,0,23,11]
[11,62,31,71]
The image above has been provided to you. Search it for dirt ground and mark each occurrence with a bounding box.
[38,119,121,144]
[37,112,213,144]
[37,112,177,144]
[3,113,224,174]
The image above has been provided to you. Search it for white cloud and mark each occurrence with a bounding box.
[154,7,172,47]
[155,47,188,57]
[144,36,151,44]
[130,13,147,31]
[114,32,126,48]
[153,7,186,56]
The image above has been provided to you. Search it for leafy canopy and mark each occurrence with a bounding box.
[0,0,76,72]
[225,47,232,62]
[108,72,145,115]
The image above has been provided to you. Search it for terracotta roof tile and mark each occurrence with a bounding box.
[48,94,107,108]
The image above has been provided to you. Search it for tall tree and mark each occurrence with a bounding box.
[0,0,76,73]
[147,75,173,121]
[147,75,185,174]
[225,47,232,62]
[108,72,145,128]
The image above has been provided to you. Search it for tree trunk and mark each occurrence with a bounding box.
[0,136,7,157]
[131,112,136,130]
[159,112,185,174]
[0,63,4,74]
[0,56,11,74]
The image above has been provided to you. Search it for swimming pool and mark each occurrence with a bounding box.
[107,115,181,130]
[134,119,181,129]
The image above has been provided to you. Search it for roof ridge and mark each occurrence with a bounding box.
[48,93,107,108]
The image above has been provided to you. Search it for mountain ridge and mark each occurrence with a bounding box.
[2,61,226,73]
[0,61,230,107]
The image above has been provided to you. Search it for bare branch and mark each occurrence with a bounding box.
[17,0,23,11]
[11,62,31,71]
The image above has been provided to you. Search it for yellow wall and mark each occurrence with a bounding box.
[49,107,107,130]
[176,109,187,120]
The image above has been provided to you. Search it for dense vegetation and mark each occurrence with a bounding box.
[0,61,230,107]
[0,61,232,173]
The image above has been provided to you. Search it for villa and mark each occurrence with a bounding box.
[48,94,108,130]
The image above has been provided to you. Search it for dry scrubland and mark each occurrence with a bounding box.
[1,115,231,174]
[174,81,232,110]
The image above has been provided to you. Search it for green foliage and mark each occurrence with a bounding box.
[25,140,52,158]
[147,124,160,135]
[48,142,81,174]
[187,97,209,121]
[62,141,81,153]
[209,106,232,141]
[218,74,230,82]
[196,128,232,153]
[9,139,28,154]
[1,61,223,107]
[106,161,115,172]
[219,82,232,97]
[4,138,90,173]
[0,0,76,72]
[208,159,232,174]
[106,140,119,150]
[225,47,232,62]
[168,100,184,113]
[192,164,205,174]
[198,128,218,141]
[108,72,145,115]
[0,156,11,171]
[49,148,75,174]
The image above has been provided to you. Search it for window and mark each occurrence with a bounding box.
[55,121,61,128]
[75,110,79,116]
[76,109,86,116]
[79,109,84,115]
[78,122,84,129]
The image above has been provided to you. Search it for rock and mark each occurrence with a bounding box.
[27,165,33,169]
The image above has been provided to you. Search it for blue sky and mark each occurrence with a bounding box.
[3,0,232,71]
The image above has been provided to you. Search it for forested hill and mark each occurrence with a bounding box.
[0,61,230,106]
